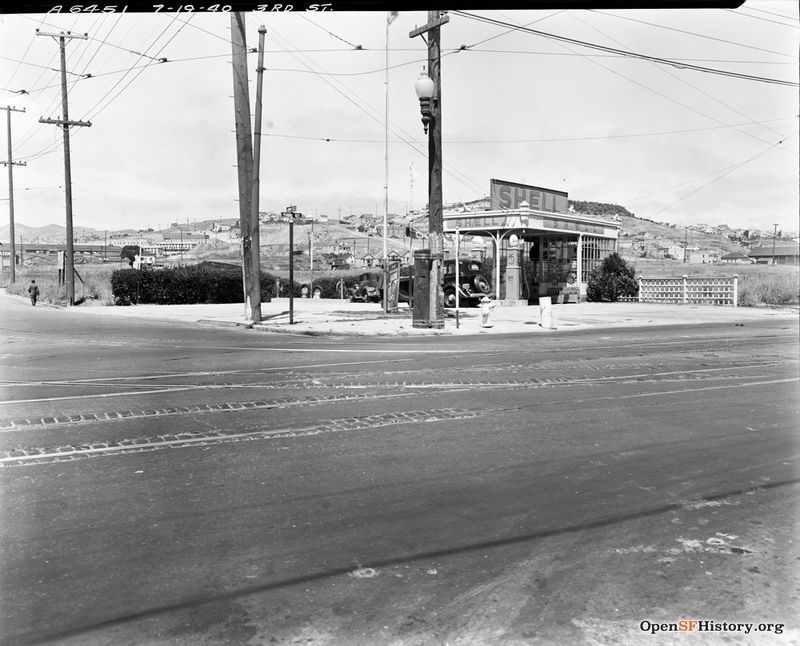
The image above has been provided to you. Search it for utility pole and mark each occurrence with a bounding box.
[772,223,778,265]
[36,29,91,306]
[684,227,688,263]
[1,106,26,284]
[250,24,267,319]
[308,225,313,297]
[289,219,294,324]
[230,13,261,322]
[383,12,396,312]
[410,10,448,329]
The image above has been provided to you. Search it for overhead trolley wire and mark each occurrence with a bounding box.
[566,12,792,148]
[83,13,195,122]
[643,134,797,218]
[296,12,363,50]
[3,15,46,90]
[723,7,800,28]
[258,116,797,144]
[589,10,797,56]
[257,16,486,197]
[450,10,799,87]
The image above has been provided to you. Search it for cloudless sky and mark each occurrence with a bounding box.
[0,1,797,235]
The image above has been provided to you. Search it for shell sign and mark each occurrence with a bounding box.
[490,178,569,213]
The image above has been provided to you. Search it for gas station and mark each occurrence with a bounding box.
[444,179,621,304]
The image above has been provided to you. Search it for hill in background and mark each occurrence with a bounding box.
[3,199,779,265]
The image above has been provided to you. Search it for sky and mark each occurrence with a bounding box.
[0,2,797,236]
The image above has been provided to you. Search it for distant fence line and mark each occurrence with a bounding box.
[622,275,739,306]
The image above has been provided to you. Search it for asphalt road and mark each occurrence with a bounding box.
[1,296,798,646]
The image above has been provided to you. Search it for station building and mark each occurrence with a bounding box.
[443,179,621,303]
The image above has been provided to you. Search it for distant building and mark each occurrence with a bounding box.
[748,244,800,265]
[719,252,754,264]
[328,253,354,270]
[665,245,684,260]
[688,250,718,264]
[360,253,377,268]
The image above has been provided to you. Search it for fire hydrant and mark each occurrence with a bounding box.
[480,295,495,328]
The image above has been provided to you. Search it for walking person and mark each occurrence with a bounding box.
[28,279,39,306]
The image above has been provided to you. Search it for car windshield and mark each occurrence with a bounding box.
[445,262,482,274]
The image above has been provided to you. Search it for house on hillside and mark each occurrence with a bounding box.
[360,253,377,268]
[328,253,354,270]
[688,250,719,264]
[748,244,800,265]
[667,244,684,260]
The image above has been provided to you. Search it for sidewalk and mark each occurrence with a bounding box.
[59,297,799,336]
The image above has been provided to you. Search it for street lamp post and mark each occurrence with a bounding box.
[409,12,448,328]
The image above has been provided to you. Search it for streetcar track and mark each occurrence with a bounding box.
[0,407,484,467]
[2,374,796,467]
[1,357,793,396]
[0,366,792,432]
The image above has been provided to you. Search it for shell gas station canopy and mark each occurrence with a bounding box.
[443,179,621,303]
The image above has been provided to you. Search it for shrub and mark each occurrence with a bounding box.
[110,264,276,305]
[738,273,799,307]
[7,266,117,305]
[587,252,638,302]
[120,245,140,266]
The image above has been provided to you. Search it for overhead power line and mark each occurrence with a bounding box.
[451,11,799,87]
[566,11,791,149]
[590,10,797,56]
[258,115,797,144]
[258,17,485,197]
[724,7,800,28]
[630,133,797,214]
[297,12,363,49]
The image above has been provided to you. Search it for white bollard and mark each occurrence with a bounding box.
[539,296,553,329]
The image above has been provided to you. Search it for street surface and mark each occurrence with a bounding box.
[1,295,798,645]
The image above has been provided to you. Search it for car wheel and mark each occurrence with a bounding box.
[473,275,491,293]
[443,288,456,308]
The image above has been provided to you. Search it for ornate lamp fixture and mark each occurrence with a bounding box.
[414,66,435,134]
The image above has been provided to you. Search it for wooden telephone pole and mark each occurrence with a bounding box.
[410,11,448,329]
[1,106,26,284]
[230,13,261,322]
[36,29,91,306]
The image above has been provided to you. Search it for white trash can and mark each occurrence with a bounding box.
[539,296,553,329]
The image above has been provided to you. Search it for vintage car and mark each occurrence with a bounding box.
[398,258,492,307]
[348,271,384,303]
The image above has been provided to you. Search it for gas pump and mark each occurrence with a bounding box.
[527,238,541,304]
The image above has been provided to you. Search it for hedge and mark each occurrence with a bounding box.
[111,264,364,305]
[111,264,276,305]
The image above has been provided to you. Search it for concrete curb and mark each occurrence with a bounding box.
[4,291,796,338]
[250,323,450,337]
[196,319,254,329]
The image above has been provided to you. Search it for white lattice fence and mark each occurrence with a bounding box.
[634,275,739,306]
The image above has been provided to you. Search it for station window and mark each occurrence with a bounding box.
[581,236,616,282]
[541,236,578,284]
